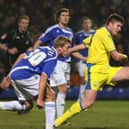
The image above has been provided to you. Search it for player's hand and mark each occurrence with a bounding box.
[36,98,44,109]
[0,44,8,51]
[8,47,18,55]
[68,48,73,54]
[0,76,11,89]
[121,55,128,65]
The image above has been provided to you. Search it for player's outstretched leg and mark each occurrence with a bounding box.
[0,100,33,115]
[78,84,85,101]
[54,89,96,127]
[56,92,66,118]
[0,100,26,111]
[54,101,82,127]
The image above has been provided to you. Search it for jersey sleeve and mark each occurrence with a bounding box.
[38,28,53,44]
[83,36,92,48]
[41,59,57,79]
[24,50,31,56]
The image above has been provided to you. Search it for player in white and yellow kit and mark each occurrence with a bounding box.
[54,13,129,127]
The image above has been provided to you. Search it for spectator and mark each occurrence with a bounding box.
[0,15,33,73]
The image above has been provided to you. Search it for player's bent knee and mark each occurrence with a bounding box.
[58,84,68,93]
[24,100,33,111]
[49,91,56,101]
[45,90,56,101]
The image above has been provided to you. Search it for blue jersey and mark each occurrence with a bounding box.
[10,46,57,80]
[74,29,95,61]
[39,24,73,62]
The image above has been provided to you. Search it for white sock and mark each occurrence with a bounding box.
[0,100,25,110]
[0,100,25,111]
[56,92,66,118]
[78,84,85,101]
[44,101,55,129]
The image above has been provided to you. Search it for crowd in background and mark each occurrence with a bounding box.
[0,0,129,38]
[0,0,129,82]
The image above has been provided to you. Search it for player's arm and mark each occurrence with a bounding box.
[0,53,26,89]
[69,44,86,61]
[33,40,42,49]
[110,50,128,63]
[70,35,91,53]
[0,76,11,89]
[37,73,48,108]
[0,32,10,51]
[33,28,53,49]
[72,52,87,62]
[0,43,8,51]
[12,53,26,68]
[69,43,86,53]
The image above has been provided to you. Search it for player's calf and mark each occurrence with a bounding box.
[18,100,33,114]
[44,83,56,102]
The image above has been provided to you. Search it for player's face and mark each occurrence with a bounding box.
[58,12,70,26]
[61,43,71,57]
[18,19,29,32]
[109,22,123,36]
[82,19,92,31]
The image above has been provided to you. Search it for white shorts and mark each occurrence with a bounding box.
[50,60,70,87]
[76,61,86,77]
[11,75,40,101]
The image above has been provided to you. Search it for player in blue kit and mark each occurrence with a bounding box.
[74,16,95,100]
[0,36,71,129]
[33,8,74,121]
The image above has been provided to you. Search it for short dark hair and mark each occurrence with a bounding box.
[106,13,124,25]
[55,8,70,22]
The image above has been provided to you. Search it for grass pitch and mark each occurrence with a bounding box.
[0,100,129,129]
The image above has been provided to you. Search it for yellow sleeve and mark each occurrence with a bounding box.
[83,36,92,48]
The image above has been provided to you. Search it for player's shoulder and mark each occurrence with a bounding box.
[42,24,58,35]
[97,26,111,38]
[39,46,57,59]
[76,30,84,37]
[97,26,107,33]
[6,29,17,36]
[46,24,59,32]
[66,27,73,32]
[77,30,84,35]
[39,46,51,53]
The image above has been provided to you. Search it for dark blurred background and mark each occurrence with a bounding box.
[0,0,128,43]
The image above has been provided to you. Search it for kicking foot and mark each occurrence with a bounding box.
[62,121,71,126]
